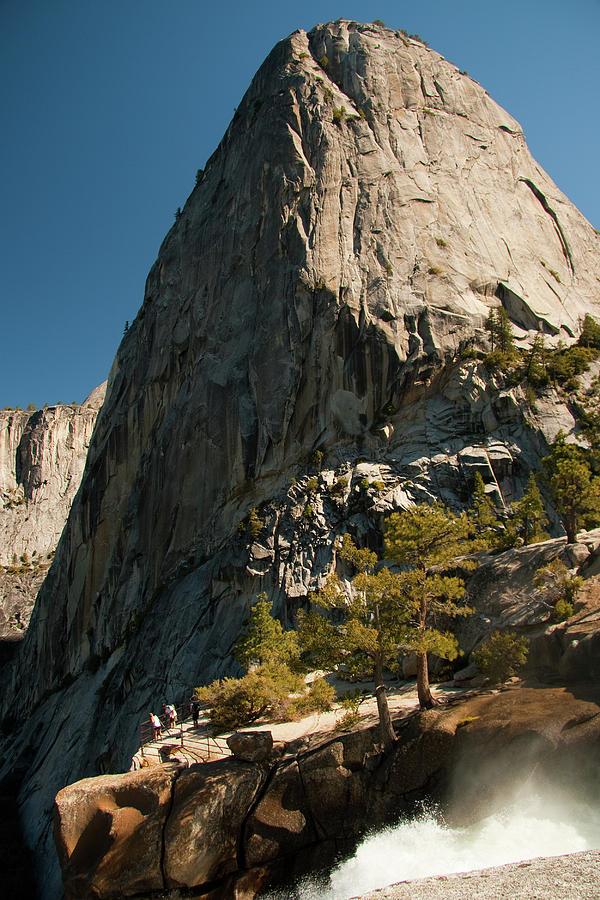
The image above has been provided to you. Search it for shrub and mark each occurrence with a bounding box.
[472,631,529,683]
[292,677,335,717]
[318,55,329,69]
[373,19,387,27]
[428,265,443,275]
[385,262,393,274]
[552,598,574,623]
[329,477,348,496]
[435,237,447,248]
[534,558,582,620]
[311,449,324,468]
[360,477,370,490]
[332,105,346,126]
[247,508,263,538]
[298,51,309,59]
[578,314,600,349]
[372,480,386,492]
[304,504,314,519]
[196,663,304,731]
[306,477,319,494]
[335,693,362,731]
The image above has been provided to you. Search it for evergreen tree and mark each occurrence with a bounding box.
[524,333,549,386]
[470,472,500,540]
[384,504,474,708]
[496,307,516,356]
[297,538,405,749]
[235,593,298,669]
[485,307,498,351]
[196,594,331,731]
[485,306,517,369]
[513,473,549,545]
[543,433,600,543]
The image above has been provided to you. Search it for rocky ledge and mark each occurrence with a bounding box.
[364,851,600,900]
[53,685,600,898]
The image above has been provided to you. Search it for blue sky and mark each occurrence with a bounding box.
[2,0,599,408]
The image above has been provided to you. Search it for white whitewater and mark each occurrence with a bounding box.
[274,787,600,899]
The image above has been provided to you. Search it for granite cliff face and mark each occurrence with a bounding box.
[0,385,105,646]
[1,21,600,897]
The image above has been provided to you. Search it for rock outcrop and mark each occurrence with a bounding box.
[0,385,105,646]
[53,686,600,898]
[1,20,600,897]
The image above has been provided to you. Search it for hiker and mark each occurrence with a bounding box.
[164,703,177,729]
[190,697,200,727]
[149,712,161,740]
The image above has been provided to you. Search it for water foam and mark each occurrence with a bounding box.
[272,787,600,900]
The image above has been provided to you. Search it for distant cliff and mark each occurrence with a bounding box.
[0,384,105,645]
[1,20,600,898]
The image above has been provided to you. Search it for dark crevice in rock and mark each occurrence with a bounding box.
[237,761,277,870]
[296,752,327,841]
[520,178,575,274]
[496,282,560,335]
[160,766,184,888]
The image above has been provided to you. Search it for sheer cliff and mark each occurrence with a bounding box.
[1,21,600,897]
[0,384,105,648]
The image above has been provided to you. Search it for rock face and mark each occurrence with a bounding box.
[0,385,105,645]
[53,686,600,898]
[2,20,600,897]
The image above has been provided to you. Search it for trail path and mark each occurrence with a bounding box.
[130,679,469,770]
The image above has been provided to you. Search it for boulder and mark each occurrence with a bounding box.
[227,730,274,762]
[453,663,479,683]
[164,759,266,889]
[54,766,178,899]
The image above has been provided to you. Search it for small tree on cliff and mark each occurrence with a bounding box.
[512,473,549,545]
[235,592,299,668]
[543,433,600,543]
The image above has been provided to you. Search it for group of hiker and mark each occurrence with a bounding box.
[148,697,201,741]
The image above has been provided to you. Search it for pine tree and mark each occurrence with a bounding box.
[297,538,404,749]
[543,433,600,543]
[485,306,517,369]
[496,308,516,356]
[235,593,298,669]
[470,472,499,538]
[513,473,549,545]
[525,333,549,387]
[485,308,498,351]
[384,505,474,709]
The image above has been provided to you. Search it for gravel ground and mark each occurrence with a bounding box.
[359,851,600,899]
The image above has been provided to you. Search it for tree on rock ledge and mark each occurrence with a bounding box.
[297,507,473,748]
[384,504,474,709]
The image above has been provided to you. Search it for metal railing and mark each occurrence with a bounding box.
[136,703,231,766]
